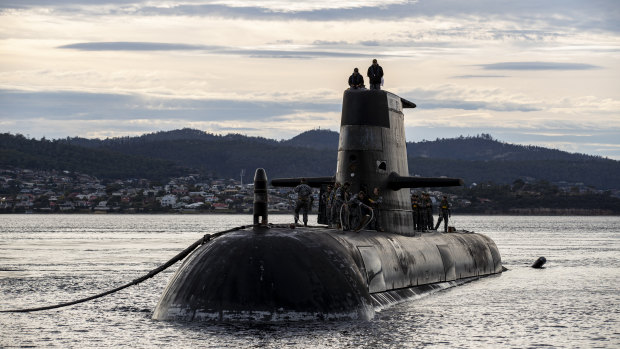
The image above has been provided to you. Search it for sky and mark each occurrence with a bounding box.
[1,0,619,159]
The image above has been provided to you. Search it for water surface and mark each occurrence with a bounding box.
[1,214,619,348]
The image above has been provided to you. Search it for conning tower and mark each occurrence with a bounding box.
[274,89,462,234]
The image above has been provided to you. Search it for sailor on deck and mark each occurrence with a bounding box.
[334,182,351,230]
[411,194,421,231]
[320,185,333,225]
[424,193,434,230]
[369,187,384,232]
[348,191,372,229]
[294,178,312,226]
[435,195,451,232]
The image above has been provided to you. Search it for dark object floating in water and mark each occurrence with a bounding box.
[152,89,504,322]
[531,256,547,269]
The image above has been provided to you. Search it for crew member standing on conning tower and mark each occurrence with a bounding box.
[367,59,384,90]
[294,178,312,226]
[348,68,365,89]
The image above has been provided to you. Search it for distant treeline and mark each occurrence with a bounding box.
[1,129,619,190]
[0,133,186,180]
[442,180,620,215]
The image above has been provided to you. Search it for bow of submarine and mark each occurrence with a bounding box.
[152,227,374,321]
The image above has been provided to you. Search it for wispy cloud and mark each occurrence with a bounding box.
[416,99,540,112]
[0,89,340,121]
[452,75,508,79]
[478,62,602,70]
[3,1,619,35]
[58,42,221,51]
[58,41,386,59]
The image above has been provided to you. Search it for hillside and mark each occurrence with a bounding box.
[2,129,619,189]
[99,138,336,180]
[282,129,340,150]
[407,157,619,189]
[406,134,604,161]
[0,133,187,180]
[62,129,336,179]
[65,128,278,148]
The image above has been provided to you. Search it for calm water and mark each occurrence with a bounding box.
[1,214,619,348]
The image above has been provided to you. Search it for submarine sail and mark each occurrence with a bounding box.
[152,89,503,322]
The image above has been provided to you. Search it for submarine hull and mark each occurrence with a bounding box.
[152,227,502,321]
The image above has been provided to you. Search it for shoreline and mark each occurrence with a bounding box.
[1,210,618,216]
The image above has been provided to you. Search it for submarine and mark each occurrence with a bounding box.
[152,89,503,322]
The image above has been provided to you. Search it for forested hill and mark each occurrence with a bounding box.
[2,129,619,189]
[65,128,278,148]
[407,134,604,161]
[61,129,335,179]
[405,134,618,189]
[67,128,337,150]
[281,129,340,150]
[0,133,186,180]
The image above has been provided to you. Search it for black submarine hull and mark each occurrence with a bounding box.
[152,227,502,321]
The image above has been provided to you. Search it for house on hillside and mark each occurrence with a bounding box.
[94,201,110,211]
[213,203,228,210]
[161,194,177,207]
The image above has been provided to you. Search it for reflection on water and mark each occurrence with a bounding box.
[1,214,619,348]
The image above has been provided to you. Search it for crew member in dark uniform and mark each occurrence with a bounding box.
[419,193,427,230]
[294,178,312,226]
[435,195,451,232]
[411,194,421,231]
[348,68,365,89]
[348,191,370,229]
[424,193,434,230]
[329,182,340,228]
[368,187,384,232]
[321,185,333,226]
[367,59,384,90]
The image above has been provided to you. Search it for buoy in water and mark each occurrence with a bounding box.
[531,256,546,268]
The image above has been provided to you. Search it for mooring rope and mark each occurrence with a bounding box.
[0,224,252,313]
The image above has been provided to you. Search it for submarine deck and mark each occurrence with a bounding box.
[232,223,502,294]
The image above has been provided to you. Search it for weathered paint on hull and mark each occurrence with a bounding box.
[152,226,502,322]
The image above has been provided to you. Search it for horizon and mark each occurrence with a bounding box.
[1,1,619,159]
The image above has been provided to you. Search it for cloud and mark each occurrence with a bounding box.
[399,85,543,112]
[416,99,540,112]
[478,62,602,70]
[58,42,221,51]
[452,75,508,79]
[0,85,546,127]
[0,89,340,121]
[3,0,619,35]
[226,49,376,59]
[57,41,386,59]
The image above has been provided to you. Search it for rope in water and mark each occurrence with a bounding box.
[0,224,253,313]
